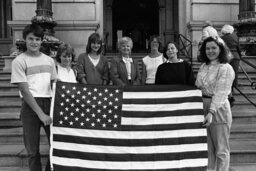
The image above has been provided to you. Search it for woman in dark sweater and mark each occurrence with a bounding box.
[155,42,195,85]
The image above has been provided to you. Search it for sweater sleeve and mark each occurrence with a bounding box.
[76,53,87,82]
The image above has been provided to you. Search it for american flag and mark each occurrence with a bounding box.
[50,81,208,171]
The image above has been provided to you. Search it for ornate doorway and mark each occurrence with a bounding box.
[112,0,158,52]
[103,0,178,52]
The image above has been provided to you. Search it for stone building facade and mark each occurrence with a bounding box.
[0,0,244,59]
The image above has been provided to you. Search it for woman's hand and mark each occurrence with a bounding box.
[203,113,213,127]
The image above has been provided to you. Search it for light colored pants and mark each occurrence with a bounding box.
[203,98,232,171]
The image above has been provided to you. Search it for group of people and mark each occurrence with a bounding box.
[11,23,236,171]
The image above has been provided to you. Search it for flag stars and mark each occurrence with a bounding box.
[109,93,113,97]
[65,107,69,111]
[70,103,75,107]
[80,122,84,126]
[97,109,101,113]
[94,88,98,92]
[108,109,112,114]
[86,100,91,104]
[72,86,76,90]
[77,91,81,95]
[114,106,118,109]
[66,98,70,102]
[114,114,118,118]
[104,89,109,93]
[98,101,102,105]
[104,97,108,101]
[92,105,96,108]
[62,85,66,89]
[61,94,65,97]
[70,112,74,116]
[115,89,120,93]
[83,87,87,91]
[59,111,64,115]
[113,124,118,128]
[102,114,107,118]
[97,118,101,122]
[98,92,102,96]
[76,99,80,103]
[75,117,79,121]
[81,104,85,107]
[103,105,107,109]
[60,102,64,106]
[59,120,63,124]
[75,108,80,112]
[69,121,74,126]
[71,94,75,98]
[66,90,70,94]
[91,123,95,127]
[81,113,85,117]
[86,117,90,122]
[86,108,90,112]
[115,98,119,101]
[108,119,112,123]
[102,123,106,127]
[88,92,92,95]
[93,96,97,100]
[64,116,68,120]
[109,101,113,105]
[82,95,86,99]
[92,113,96,117]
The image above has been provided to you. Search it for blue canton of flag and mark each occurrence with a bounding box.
[53,82,122,130]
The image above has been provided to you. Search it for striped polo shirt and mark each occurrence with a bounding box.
[11,52,57,97]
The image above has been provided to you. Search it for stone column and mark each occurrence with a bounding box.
[36,0,52,17]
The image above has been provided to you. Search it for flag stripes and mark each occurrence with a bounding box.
[50,82,207,171]
[51,156,207,170]
[52,165,207,171]
[52,150,207,162]
[53,135,207,146]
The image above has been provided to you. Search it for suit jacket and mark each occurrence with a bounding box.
[221,33,241,60]
[110,56,141,86]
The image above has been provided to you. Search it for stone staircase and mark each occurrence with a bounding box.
[0,55,256,171]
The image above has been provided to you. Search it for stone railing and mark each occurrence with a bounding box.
[2,56,16,72]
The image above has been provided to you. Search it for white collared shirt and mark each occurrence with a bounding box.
[122,57,133,80]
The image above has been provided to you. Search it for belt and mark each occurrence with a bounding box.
[202,95,212,99]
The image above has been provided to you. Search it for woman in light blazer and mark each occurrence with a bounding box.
[110,37,141,86]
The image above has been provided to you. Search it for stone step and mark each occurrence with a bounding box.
[0,112,22,128]
[0,144,49,167]
[0,101,21,113]
[230,123,256,140]
[0,127,47,144]
[232,106,256,124]
[0,71,11,77]
[230,140,256,164]
[230,163,256,171]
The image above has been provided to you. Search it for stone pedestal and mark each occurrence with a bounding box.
[2,56,15,72]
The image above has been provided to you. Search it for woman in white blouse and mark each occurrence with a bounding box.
[55,43,77,83]
[196,36,234,171]
[141,35,165,85]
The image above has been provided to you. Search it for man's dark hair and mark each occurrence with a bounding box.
[22,24,44,40]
